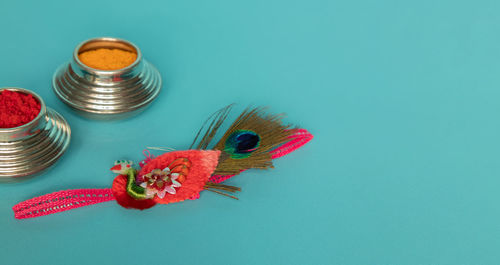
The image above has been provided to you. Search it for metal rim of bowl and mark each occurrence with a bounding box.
[0,87,46,134]
[73,37,143,74]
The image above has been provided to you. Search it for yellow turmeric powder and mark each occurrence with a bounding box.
[78,48,137,70]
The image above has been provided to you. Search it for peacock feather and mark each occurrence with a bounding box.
[224,130,261,159]
[189,106,294,175]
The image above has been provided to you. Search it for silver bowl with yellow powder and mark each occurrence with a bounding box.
[52,37,162,119]
[0,87,71,182]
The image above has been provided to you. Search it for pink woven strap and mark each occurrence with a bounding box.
[209,128,313,183]
[270,128,313,159]
[13,189,115,219]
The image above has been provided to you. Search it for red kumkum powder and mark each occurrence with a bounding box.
[0,90,41,128]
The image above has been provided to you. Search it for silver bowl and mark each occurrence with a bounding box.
[0,88,71,181]
[52,37,162,120]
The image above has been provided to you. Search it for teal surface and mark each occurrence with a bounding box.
[1,0,500,264]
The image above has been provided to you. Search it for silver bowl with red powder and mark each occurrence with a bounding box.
[0,88,71,181]
[52,37,162,120]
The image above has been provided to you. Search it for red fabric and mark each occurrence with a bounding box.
[139,150,220,204]
[112,175,157,210]
[0,90,41,128]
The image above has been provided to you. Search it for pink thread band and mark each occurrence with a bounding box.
[13,189,114,219]
[13,129,313,219]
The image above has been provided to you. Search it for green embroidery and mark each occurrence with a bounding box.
[125,169,149,200]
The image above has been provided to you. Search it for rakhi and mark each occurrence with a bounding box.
[13,106,313,219]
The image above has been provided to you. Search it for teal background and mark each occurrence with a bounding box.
[1,0,500,264]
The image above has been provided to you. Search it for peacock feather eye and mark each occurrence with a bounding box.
[224,130,261,159]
